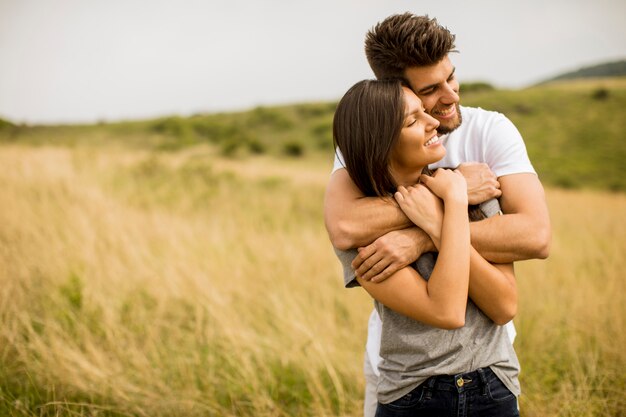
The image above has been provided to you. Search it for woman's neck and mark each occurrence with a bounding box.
[392,166,426,188]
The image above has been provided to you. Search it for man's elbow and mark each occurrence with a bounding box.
[532,225,551,259]
[326,220,357,251]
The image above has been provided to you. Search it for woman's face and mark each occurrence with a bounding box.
[389,87,444,182]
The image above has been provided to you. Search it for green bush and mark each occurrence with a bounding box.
[460,82,495,93]
[591,88,610,100]
[191,119,233,143]
[294,103,336,118]
[246,106,294,131]
[282,141,304,157]
[310,120,333,149]
[247,139,266,154]
[220,139,241,157]
[151,117,195,147]
[0,117,15,129]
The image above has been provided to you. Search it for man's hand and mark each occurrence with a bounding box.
[455,162,501,205]
[351,227,435,283]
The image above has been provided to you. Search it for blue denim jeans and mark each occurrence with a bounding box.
[375,367,519,417]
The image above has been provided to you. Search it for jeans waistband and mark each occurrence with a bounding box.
[423,367,493,393]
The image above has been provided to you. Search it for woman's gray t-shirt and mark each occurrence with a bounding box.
[334,248,521,404]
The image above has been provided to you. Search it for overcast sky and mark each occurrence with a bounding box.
[1,0,625,124]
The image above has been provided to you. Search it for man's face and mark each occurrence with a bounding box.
[404,56,461,134]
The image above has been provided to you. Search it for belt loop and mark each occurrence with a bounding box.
[477,368,488,395]
[423,376,436,400]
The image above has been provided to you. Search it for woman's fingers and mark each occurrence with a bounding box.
[394,185,409,203]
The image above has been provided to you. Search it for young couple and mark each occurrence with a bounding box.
[324,13,551,417]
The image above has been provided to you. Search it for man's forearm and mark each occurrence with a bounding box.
[327,196,412,250]
[470,213,550,263]
[324,169,412,250]
[469,173,551,263]
[352,226,437,282]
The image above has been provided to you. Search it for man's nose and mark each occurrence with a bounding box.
[441,83,459,104]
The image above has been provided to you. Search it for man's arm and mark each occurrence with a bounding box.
[470,173,551,263]
[351,227,435,282]
[328,163,503,281]
[323,162,502,252]
[323,168,412,250]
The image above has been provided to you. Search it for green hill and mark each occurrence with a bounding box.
[461,77,626,191]
[2,77,625,192]
[539,59,626,83]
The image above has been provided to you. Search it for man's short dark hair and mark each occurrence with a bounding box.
[365,13,456,80]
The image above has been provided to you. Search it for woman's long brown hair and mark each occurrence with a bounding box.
[333,79,405,197]
[334,79,487,221]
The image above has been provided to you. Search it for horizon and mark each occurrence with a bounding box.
[1,0,625,124]
[2,63,625,127]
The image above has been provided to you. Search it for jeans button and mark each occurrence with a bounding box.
[456,377,464,387]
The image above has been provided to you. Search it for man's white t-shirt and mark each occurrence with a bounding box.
[332,106,536,376]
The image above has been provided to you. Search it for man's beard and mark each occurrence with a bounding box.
[434,103,462,134]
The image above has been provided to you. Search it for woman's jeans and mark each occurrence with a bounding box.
[375,367,519,417]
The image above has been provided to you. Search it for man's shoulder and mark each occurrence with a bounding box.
[457,105,516,137]
[460,105,508,123]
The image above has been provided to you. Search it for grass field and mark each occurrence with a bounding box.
[3,77,626,192]
[1,142,624,417]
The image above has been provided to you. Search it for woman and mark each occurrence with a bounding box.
[331,79,520,416]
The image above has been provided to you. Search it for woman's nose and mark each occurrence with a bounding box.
[427,113,440,130]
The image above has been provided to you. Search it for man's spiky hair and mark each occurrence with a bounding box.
[365,13,456,79]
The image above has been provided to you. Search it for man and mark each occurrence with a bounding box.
[323,13,551,417]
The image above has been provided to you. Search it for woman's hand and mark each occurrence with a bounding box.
[420,169,468,206]
[394,184,443,240]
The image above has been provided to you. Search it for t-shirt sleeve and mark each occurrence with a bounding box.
[484,114,536,177]
[333,247,360,288]
[332,148,346,173]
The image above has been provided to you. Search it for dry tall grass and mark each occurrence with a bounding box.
[0,144,624,417]
[516,187,626,416]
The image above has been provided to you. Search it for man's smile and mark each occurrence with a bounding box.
[432,104,457,119]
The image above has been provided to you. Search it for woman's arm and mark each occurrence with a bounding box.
[429,187,517,325]
[467,254,517,325]
[356,265,463,329]
[354,240,516,328]
[356,170,471,329]
[355,198,470,329]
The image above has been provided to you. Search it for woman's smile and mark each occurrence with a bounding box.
[424,134,441,147]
